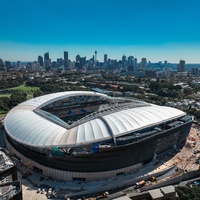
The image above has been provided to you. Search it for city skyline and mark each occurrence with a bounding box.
[1,0,200,63]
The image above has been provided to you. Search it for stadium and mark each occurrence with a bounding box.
[4,91,192,181]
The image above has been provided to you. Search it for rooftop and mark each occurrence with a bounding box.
[0,148,15,173]
[4,91,186,148]
[149,188,164,199]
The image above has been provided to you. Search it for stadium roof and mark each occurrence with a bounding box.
[4,91,186,148]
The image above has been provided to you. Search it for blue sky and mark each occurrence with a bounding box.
[1,0,200,63]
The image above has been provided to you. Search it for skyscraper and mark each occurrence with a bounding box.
[177,60,185,72]
[64,51,68,68]
[44,52,49,60]
[5,61,11,71]
[104,54,107,65]
[0,58,3,67]
[122,55,126,65]
[134,58,138,69]
[80,57,86,69]
[44,52,50,71]
[141,58,147,71]
[17,61,21,68]
[94,50,97,63]
[76,54,80,63]
[38,55,43,66]
[128,56,134,65]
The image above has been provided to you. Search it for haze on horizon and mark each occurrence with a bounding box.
[1,0,200,63]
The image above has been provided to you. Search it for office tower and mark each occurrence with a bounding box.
[122,55,126,64]
[5,61,11,71]
[64,51,68,68]
[26,63,40,72]
[95,50,97,63]
[178,60,185,72]
[191,68,199,76]
[128,56,134,65]
[104,54,107,65]
[57,58,64,66]
[0,58,3,67]
[163,67,171,77]
[76,54,80,62]
[44,52,49,60]
[64,51,68,61]
[80,57,86,68]
[38,55,43,66]
[141,58,147,71]
[17,61,21,68]
[44,52,50,71]
[134,58,138,69]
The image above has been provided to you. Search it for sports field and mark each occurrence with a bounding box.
[0,84,39,98]
[8,84,39,93]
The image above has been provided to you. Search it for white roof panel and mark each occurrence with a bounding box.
[4,91,186,148]
[103,105,185,137]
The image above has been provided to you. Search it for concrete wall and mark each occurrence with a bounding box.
[5,138,142,181]
[141,170,200,191]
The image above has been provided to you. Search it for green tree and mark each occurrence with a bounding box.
[172,186,200,200]
[183,88,193,96]
[33,90,44,98]
[9,92,27,107]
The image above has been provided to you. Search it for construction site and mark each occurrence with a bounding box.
[82,123,200,199]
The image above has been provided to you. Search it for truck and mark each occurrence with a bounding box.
[150,176,156,182]
[134,180,145,189]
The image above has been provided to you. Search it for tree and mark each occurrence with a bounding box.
[33,90,44,98]
[9,92,27,107]
[183,88,193,96]
[172,186,200,200]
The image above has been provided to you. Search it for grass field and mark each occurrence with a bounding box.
[0,84,39,99]
[0,94,11,98]
[0,85,39,115]
[8,84,39,93]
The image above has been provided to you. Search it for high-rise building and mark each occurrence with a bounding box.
[104,54,107,65]
[191,68,200,76]
[134,58,138,69]
[44,52,49,60]
[95,50,97,63]
[163,67,171,77]
[80,57,86,68]
[5,61,11,71]
[57,58,64,66]
[76,55,80,62]
[178,60,185,72]
[38,55,43,66]
[26,63,40,72]
[64,51,68,68]
[0,58,3,67]
[122,55,126,64]
[44,52,50,71]
[128,56,134,66]
[64,51,68,61]
[17,61,21,68]
[141,58,147,71]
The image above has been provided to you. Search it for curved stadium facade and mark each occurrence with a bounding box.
[4,91,192,181]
